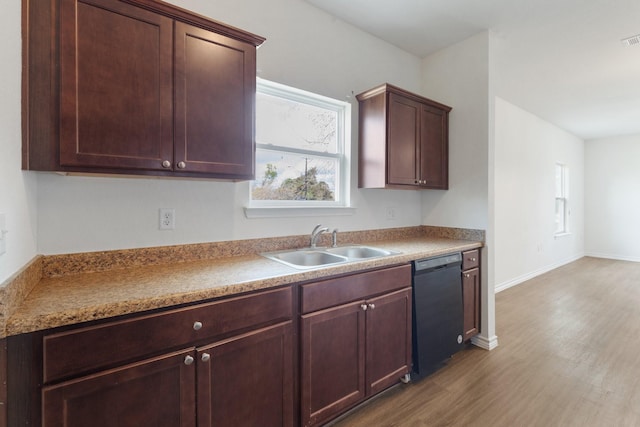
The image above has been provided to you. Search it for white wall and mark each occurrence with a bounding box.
[585,134,640,261]
[0,1,39,283]
[34,0,427,255]
[420,32,489,231]
[420,32,496,349]
[494,98,584,291]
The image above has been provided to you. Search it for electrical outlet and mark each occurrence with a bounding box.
[159,208,175,230]
[385,207,396,220]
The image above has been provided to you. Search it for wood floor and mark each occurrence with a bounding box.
[331,257,640,426]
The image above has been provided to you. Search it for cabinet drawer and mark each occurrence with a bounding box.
[300,264,411,314]
[43,286,292,384]
[462,249,480,270]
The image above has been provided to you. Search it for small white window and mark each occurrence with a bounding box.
[250,79,350,208]
[555,163,569,235]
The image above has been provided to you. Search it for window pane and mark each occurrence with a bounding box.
[252,150,337,201]
[555,164,564,197]
[256,92,338,154]
[555,198,566,233]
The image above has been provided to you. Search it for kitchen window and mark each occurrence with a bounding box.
[248,79,351,214]
[555,163,569,235]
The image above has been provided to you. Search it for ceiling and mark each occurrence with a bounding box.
[305,0,640,140]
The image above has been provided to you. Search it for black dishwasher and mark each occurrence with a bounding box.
[411,252,463,380]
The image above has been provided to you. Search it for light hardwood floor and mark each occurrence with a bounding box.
[332,257,640,426]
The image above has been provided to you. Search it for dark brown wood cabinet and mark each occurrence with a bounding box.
[197,322,293,427]
[462,249,481,341]
[23,0,264,179]
[357,84,451,189]
[12,287,294,426]
[300,265,412,427]
[42,349,197,427]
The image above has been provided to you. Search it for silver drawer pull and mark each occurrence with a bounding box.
[177,161,186,169]
[184,355,194,365]
[368,303,376,310]
[201,353,211,363]
[469,257,477,262]
[360,304,368,311]
[193,321,203,331]
[161,160,171,168]
[464,273,470,278]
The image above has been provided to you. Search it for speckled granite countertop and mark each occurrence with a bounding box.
[3,228,482,337]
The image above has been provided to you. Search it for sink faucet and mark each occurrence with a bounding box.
[310,224,329,248]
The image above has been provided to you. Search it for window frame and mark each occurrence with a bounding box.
[248,78,351,210]
[554,163,569,236]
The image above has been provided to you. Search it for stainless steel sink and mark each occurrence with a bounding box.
[261,245,399,270]
[265,250,348,269]
[325,246,395,259]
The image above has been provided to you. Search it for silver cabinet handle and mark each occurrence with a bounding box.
[201,353,211,362]
[184,355,194,365]
[360,304,368,311]
[464,273,470,278]
[193,321,203,331]
[368,303,376,310]
[177,161,186,169]
[162,160,171,168]
[469,257,477,262]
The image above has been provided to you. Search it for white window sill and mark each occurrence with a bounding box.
[244,206,356,219]
[554,232,571,239]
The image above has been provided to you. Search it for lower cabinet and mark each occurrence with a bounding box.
[197,322,293,427]
[9,265,416,426]
[42,349,197,426]
[462,249,481,341]
[300,265,412,427]
[31,287,295,427]
[42,322,292,427]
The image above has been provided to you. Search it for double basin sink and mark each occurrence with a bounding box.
[262,245,400,270]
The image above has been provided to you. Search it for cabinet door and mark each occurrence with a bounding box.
[174,22,256,178]
[387,92,420,186]
[42,349,196,427]
[462,268,480,340]
[419,103,449,189]
[59,0,174,171]
[197,322,293,427]
[366,288,412,395]
[301,302,366,427]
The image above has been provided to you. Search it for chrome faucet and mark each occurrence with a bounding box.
[310,224,329,248]
[332,229,338,247]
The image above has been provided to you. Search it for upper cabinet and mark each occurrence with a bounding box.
[357,84,451,189]
[23,0,265,180]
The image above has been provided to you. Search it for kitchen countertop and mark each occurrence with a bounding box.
[5,236,482,337]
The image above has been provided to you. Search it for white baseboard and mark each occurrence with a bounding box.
[584,252,640,263]
[471,334,499,351]
[495,253,584,294]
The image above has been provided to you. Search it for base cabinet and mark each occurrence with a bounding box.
[17,287,294,427]
[42,349,197,427]
[300,265,412,427]
[301,302,366,426]
[462,249,481,341]
[197,323,293,427]
[42,322,293,427]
